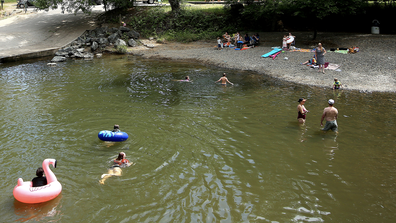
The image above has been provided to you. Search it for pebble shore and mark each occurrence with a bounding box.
[133,32,396,93]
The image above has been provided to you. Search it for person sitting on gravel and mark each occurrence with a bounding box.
[301,55,317,66]
[252,33,259,45]
[233,32,240,44]
[243,34,250,45]
[223,32,231,44]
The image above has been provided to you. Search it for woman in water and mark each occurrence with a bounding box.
[99,152,133,184]
[297,98,309,124]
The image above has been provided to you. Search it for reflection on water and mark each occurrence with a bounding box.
[13,196,62,222]
[0,55,395,222]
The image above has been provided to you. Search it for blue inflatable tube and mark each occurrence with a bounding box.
[98,130,128,142]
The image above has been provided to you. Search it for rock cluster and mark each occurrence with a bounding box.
[51,26,140,62]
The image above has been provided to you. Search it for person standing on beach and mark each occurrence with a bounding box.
[297,98,309,124]
[315,43,327,74]
[215,73,234,85]
[217,37,223,50]
[320,99,338,133]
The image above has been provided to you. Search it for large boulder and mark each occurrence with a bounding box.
[51,56,67,62]
[126,30,140,39]
[114,39,127,48]
[73,51,85,58]
[110,27,118,33]
[108,33,119,44]
[55,50,69,56]
[98,38,109,45]
[91,42,99,51]
[128,39,138,47]
[84,53,94,60]
[119,26,130,32]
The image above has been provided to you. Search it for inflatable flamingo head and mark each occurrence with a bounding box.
[42,159,58,184]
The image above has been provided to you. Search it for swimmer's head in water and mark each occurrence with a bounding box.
[185,76,189,80]
[114,124,119,129]
[117,152,126,160]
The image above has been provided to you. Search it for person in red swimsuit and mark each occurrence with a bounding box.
[100,152,133,184]
[297,98,309,124]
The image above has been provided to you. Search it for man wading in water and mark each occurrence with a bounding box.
[215,73,234,85]
[320,99,338,133]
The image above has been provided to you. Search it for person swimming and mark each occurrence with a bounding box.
[99,152,133,185]
[180,76,190,82]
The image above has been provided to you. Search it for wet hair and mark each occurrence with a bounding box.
[114,125,120,130]
[185,76,189,80]
[36,167,44,177]
[116,152,126,160]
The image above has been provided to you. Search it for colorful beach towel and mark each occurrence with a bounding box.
[291,48,315,52]
[325,63,340,70]
[334,50,348,54]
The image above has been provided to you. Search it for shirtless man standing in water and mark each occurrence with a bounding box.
[320,99,338,133]
[215,73,234,85]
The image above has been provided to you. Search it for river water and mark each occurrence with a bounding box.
[0,55,395,222]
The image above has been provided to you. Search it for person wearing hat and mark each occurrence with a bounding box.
[320,99,338,133]
[99,152,133,185]
[297,98,309,124]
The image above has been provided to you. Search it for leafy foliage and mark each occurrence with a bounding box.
[128,7,231,42]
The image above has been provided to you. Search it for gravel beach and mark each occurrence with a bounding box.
[132,32,396,93]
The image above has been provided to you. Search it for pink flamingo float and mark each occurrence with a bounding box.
[13,159,62,204]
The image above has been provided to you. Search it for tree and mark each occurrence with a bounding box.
[168,0,181,12]
[291,0,365,39]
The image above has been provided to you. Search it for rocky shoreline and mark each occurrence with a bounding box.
[131,32,396,93]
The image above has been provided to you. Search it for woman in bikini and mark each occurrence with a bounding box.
[297,98,309,124]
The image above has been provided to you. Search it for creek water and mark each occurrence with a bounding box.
[0,55,395,222]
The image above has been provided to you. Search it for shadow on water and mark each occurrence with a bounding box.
[1,54,395,222]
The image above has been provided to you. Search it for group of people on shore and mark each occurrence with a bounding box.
[218,32,259,50]
[297,98,339,133]
[282,33,295,50]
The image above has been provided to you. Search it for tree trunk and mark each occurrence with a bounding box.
[168,0,181,12]
[313,28,317,40]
